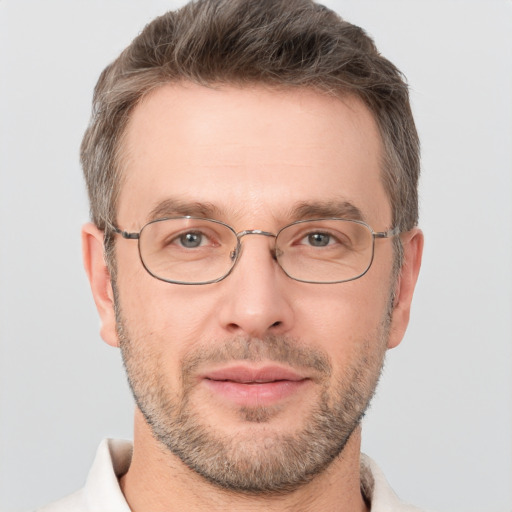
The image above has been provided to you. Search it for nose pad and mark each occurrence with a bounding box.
[233,241,279,262]
[273,246,283,261]
[229,231,279,273]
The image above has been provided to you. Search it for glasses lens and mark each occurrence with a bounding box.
[276,219,373,283]
[139,218,238,284]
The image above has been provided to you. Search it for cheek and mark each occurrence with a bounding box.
[115,251,218,358]
[297,278,390,328]
[292,278,392,357]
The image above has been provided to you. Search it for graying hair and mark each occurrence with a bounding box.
[80,0,420,268]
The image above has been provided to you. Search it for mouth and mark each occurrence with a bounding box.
[200,365,310,407]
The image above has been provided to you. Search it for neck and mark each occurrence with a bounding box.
[119,409,369,512]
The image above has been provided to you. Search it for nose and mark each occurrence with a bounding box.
[216,234,294,338]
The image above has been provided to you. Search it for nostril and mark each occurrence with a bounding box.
[271,321,281,328]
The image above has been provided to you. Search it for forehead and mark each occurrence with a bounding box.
[118,83,390,228]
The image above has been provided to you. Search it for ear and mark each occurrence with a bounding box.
[387,228,424,349]
[82,223,119,347]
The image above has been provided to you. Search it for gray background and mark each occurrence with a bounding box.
[0,1,511,511]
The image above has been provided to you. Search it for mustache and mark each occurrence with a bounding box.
[181,335,332,378]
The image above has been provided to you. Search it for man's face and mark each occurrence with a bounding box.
[89,84,417,492]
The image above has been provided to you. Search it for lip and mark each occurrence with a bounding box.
[200,365,310,407]
[203,365,306,383]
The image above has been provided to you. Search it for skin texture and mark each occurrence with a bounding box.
[82,84,423,512]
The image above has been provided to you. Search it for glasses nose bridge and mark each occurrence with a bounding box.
[232,229,279,264]
[236,229,277,241]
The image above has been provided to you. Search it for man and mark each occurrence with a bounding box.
[41,0,423,510]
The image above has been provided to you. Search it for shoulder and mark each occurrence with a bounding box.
[35,489,85,512]
[34,439,133,512]
[361,454,428,512]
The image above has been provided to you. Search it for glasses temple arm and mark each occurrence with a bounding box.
[374,226,400,239]
[110,225,140,240]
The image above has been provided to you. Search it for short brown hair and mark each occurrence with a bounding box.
[81,0,419,248]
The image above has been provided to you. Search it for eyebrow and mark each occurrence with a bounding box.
[146,197,366,224]
[289,201,365,222]
[147,198,224,223]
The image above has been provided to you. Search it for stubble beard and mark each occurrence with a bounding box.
[116,303,390,495]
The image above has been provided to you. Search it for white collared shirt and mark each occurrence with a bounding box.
[37,439,425,511]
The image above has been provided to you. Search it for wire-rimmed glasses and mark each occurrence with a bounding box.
[111,217,399,285]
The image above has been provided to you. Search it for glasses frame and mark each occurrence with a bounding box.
[110,216,400,285]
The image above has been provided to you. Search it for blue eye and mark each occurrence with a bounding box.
[307,233,331,247]
[178,232,204,248]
